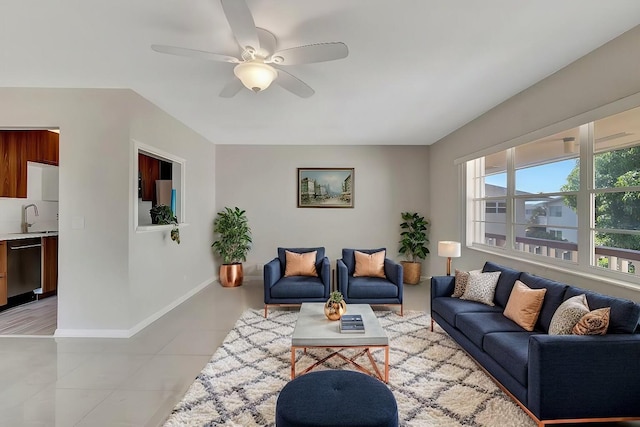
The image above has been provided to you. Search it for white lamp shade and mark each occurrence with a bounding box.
[234,61,278,92]
[438,241,461,258]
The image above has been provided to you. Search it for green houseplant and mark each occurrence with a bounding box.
[150,204,180,244]
[212,207,252,287]
[399,212,429,284]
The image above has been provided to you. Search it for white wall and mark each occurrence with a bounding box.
[429,25,640,302]
[215,145,430,278]
[0,88,216,336]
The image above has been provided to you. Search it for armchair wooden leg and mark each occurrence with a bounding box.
[264,305,268,318]
[431,318,434,332]
[400,304,403,316]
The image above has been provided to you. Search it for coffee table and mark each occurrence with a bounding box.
[291,303,389,383]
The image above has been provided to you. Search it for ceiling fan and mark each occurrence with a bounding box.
[151,0,349,98]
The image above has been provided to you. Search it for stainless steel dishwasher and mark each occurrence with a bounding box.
[7,238,42,299]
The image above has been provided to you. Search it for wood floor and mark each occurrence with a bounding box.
[0,296,57,335]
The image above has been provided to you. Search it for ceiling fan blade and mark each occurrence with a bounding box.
[151,45,239,63]
[274,69,314,98]
[220,0,260,50]
[219,79,244,98]
[272,42,348,65]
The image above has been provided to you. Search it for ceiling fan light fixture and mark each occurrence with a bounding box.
[233,61,278,92]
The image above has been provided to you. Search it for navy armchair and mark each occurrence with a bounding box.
[263,247,331,317]
[337,248,403,315]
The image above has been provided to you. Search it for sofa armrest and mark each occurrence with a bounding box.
[528,334,640,420]
[263,258,281,290]
[337,259,349,297]
[384,259,403,286]
[320,257,331,297]
[431,276,455,298]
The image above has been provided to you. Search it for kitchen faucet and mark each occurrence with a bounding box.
[22,204,39,233]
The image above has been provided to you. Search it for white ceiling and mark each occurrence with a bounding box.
[2,1,640,146]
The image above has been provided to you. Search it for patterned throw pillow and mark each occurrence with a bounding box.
[573,307,610,335]
[451,269,481,298]
[452,270,470,298]
[548,294,590,335]
[353,250,386,278]
[503,280,547,331]
[284,250,318,277]
[460,271,501,306]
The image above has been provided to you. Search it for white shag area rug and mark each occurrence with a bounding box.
[164,309,534,427]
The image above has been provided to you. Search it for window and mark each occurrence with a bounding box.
[549,206,563,217]
[133,141,186,231]
[466,104,640,281]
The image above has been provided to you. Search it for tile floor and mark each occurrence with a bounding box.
[0,280,431,426]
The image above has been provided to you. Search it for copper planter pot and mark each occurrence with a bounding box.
[401,261,422,285]
[324,299,347,320]
[220,263,243,287]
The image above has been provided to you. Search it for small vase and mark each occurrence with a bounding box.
[324,299,347,321]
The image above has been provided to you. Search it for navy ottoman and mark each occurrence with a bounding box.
[275,370,398,427]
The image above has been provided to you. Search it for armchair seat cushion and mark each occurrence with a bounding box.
[270,276,327,299]
[347,277,399,299]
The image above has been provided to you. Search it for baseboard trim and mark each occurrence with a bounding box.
[54,276,215,338]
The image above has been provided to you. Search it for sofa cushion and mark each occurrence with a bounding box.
[271,276,326,298]
[353,250,386,278]
[452,269,482,298]
[284,250,318,277]
[455,312,525,348]
[503,280,547,332]
[564,286,640,334]
[483,332,538,386]
[278,247,325,271]
[549,294,590,335]
[432,297,502,326]
[573,307,610,335]
[518,272,568,333]
[482,262,522,308]
[347,277,398,299]
[460,271,501,306]
[341,248,386,275]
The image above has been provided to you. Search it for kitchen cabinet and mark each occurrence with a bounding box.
[0,241,7,306]
[0,130,59,198]
[42,236,58,295]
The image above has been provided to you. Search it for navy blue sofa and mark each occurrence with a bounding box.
[263,247,331,317]
[431,261,640,426]
[337,248,403,315]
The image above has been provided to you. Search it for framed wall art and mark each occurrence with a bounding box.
[297,168,354,208]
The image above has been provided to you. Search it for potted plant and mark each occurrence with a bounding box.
[149,204,180,244]
[324,291,346,320]
[211,207,252,287]
[399,212,429,284]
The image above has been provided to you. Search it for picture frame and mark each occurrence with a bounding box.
[297,168,354,208]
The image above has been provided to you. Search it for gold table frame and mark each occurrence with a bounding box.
[291,344,389,383]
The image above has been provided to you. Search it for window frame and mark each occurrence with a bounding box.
[462,101,640,288]
[132,140,187,233]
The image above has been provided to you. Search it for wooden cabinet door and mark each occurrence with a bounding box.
[0,130,59,198]
[0,241,7,306]
[42,236,58,294]
[139,153,160,205]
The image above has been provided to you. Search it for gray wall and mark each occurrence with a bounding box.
[429,25,640,302]
[215,145,430,278]
[0,88,216,337]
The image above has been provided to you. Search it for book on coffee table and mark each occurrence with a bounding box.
[340,315,365,333]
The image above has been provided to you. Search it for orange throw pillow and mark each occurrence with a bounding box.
[353,250,386,278]
[284,250,318,277]
[503,280,547,332]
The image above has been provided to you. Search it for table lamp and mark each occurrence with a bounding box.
[438,241,461,276]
